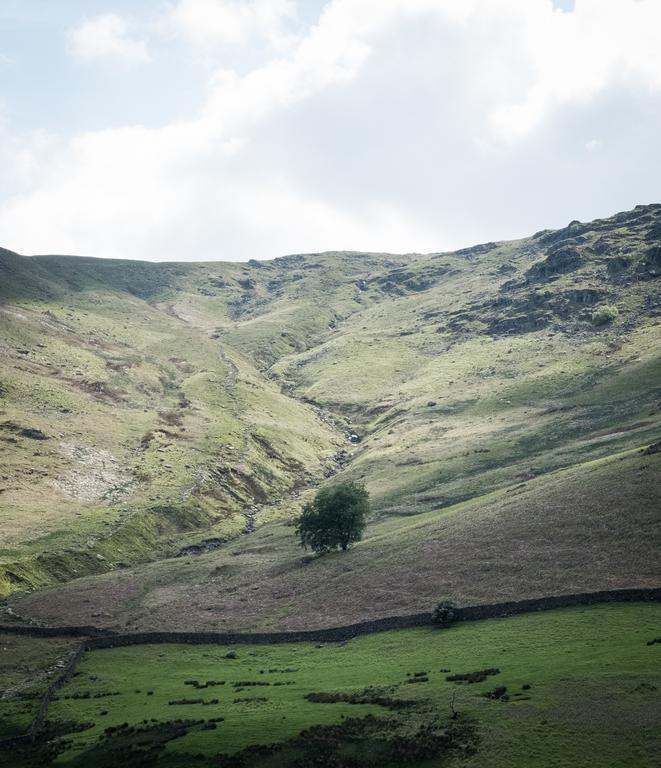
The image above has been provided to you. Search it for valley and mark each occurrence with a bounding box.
[1,203,660,765]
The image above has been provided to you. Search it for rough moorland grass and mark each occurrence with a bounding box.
[0,290,340,595]
[10,448,661,632]
[37,604,661,767]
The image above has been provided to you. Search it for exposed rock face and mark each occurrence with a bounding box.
[533,221,589,247]
[607,256,632,276]
[0,422,49,440]
[369,262,454,296]
[372,269,433,294]
[488,313,550,335]
[645,246,661,268]
[646,222,661,241]
[561,289,604,306]
[455,241,498,260]
[448,286,608,337]
[51,442,136,502]
[642,440,661,456]
[176,538,225,557]
[526,246,583,281]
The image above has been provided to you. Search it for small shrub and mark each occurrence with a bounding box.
[447,667,500,684]
[591,305,619,326]
[231,680,270,688]
[431,600,457,627]
[233,696,268,703]
[484,686,508,700]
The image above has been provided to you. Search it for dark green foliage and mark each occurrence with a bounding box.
[446,668,500,684]
[484,686,508,700]
[231,681,270,688]
[296,482,369,553]
[184,680,225,689]
[591,305,619,326]
[0,422,48,440]
[431,600,457,627]
[305,689,416,710]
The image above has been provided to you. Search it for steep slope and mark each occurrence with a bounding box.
[0,204,660,608]
[9,446,660,630]
[265,205,661,514]
[0,249,406,594]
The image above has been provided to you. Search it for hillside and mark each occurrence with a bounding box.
[1,204,660,625]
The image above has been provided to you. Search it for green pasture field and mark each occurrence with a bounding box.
[0,633,76,740]
[24,603,661,767]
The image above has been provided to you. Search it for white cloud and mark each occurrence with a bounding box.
[67,14,150,63]
[1,0,661,261]
[163,0,297,51]
[486,0,661,144]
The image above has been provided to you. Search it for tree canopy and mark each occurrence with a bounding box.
[296,482,369,553]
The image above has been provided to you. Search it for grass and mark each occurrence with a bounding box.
[0,282,340,595]
[10,603,656,767]
[1,203,660,606]
[1,206,660,765]
[0,633,76,739]
[10,446,661,632]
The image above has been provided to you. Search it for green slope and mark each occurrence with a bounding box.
[0,204,660,605]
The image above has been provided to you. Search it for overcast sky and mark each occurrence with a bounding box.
[0,0,660,261]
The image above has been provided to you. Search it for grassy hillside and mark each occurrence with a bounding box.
[5,604,661,767]
[10,446,660,631]
[0,203,660,609]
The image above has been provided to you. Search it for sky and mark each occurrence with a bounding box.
[0,0,660,262]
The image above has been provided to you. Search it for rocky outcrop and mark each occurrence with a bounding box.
[526,246,583,281]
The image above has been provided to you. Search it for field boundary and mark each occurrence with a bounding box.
[2,586,661,646]
[1,586,660,749]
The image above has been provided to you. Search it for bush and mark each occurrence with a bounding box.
[431,600,457,627]
[484,686,508,700]
[591,305,619,326]
[446,667,500,684]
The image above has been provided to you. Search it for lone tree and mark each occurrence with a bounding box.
[296,482,369,554]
